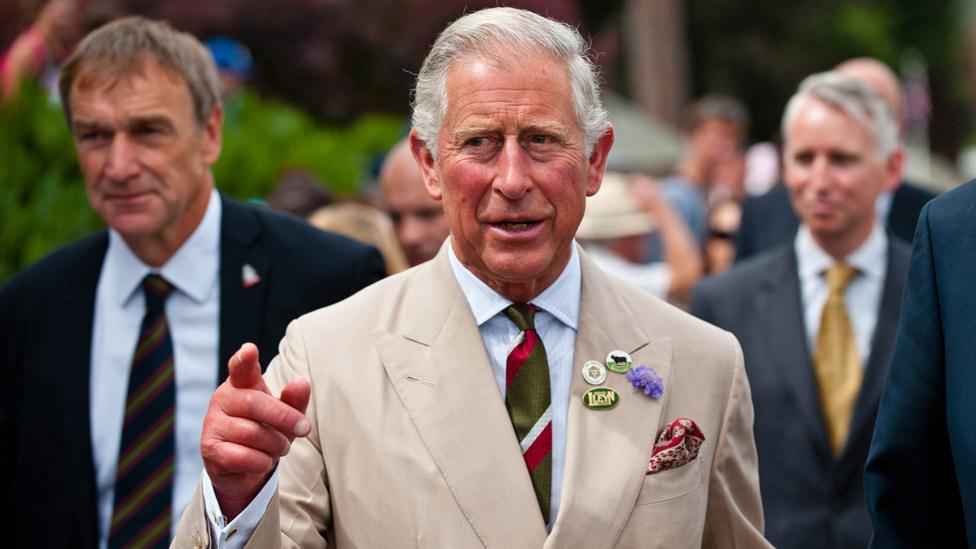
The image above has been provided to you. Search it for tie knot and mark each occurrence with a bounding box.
[504,303,538,331]
[142,274,174,309]
[825,264,858,294]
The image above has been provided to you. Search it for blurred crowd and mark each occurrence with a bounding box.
[0,2,962,548]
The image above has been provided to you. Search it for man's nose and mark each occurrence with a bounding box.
[808,156,833,191]
[398,215,425,246]
[494,139,531,199]
[104,134,140,181]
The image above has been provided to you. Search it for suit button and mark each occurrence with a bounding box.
[192,533,203,549]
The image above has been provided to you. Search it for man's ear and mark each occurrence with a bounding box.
[585,125,615,197]
[200,104,224,167]
[409,129,442,201]
[882,146,905,192]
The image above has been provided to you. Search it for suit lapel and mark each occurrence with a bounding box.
[546,251,667,549]
[52,233,107,547]
[217,196,270,381]
[846,241,909,455]
[758,247,830,459]
[374,249,548,548]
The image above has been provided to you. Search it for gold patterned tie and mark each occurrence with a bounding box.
[813,264,861,455]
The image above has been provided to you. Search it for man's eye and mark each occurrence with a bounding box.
[529,134,550,144]
[135,125,162,137]
[467,137,487,147]
[79,130,108,143]
[830,153,858,166]
[793,152,814,165]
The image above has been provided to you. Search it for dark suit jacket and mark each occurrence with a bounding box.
[865,180,976,548]
[0,195,385,549]
[735,181,934,262]
[691,238,910,548]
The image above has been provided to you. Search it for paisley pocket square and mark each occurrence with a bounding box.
[647,418,705,474]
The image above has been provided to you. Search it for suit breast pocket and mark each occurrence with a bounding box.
[634,458,703,506]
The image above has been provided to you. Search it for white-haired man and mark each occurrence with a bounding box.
[174,8,769,548]
[691,72,912,548]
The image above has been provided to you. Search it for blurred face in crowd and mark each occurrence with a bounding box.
[380,143,450,266]
[783,97,900,256]
[690,119,743,164]
[69,57,222,266]
[411,50,613,301]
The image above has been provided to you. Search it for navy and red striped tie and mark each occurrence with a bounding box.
[503,303,552,523]
[109,274,176,548]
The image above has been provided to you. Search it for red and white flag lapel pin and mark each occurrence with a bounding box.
[242,263,261,288]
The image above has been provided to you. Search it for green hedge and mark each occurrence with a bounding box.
[0,83,404,283]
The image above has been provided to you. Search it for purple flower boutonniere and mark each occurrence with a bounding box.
[626,365,664,399]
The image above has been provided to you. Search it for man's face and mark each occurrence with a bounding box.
[69,58,221,261]
[380,153,450,266]
[412,52,613,299]
[690,119,742,165]
[784,98,899,247]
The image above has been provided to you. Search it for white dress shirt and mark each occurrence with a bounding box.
[794,223,887,365]
[91,189,221,547]
[204,241,583,547]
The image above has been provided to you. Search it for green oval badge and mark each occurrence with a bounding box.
[582,387,620,410]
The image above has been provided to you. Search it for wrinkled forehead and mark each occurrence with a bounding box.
[440,50,575,128]
[72,54,185,97]
[445,44,568,87]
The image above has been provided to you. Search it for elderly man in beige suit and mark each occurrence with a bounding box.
[174,7,769,548]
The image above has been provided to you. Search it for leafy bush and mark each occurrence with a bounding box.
[0,82,403,283]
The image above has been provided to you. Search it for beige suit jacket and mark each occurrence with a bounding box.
[174,244,768,548]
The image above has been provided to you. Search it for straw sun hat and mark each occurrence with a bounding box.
[576,172,656,240]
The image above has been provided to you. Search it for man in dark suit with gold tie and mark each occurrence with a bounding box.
[691,71,912,548]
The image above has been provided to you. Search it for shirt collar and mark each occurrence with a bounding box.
[794,222,887,281]
[447,239,581,330]
[107,188,222,306]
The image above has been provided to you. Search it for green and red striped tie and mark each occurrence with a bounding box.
[109,274,176,548]
[504,303,552,524]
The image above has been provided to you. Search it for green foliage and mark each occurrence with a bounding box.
[0,83,100,283]
[214,92,404,198]
[0,83,404,283]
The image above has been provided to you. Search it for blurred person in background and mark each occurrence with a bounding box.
[0,0,118,102]
[378,137,450,266]
[691,71,911,548]
[0,17,383,547]
[736,57,935,263]
[705,197,742,274]
[658,94,750,247]
[309,200,409,276]
[206,36,253,99]
[265,167,334,218]
[577,171,702,303]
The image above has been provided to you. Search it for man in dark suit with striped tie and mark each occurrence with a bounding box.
[0,17,384,548]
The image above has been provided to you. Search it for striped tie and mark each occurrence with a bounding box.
[109,274,176,548]
[503,303,552,524]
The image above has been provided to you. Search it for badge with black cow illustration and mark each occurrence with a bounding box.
[605,350,633,374]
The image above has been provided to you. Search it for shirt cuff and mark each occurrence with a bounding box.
[202,467,279,549]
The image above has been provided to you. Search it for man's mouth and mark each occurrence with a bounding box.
[498,221,538,231]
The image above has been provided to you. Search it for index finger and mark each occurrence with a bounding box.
[228,343,268,392]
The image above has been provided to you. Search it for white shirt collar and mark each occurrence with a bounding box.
[106,188,222,306]
[447,239,581,330]
[795,222,887,281]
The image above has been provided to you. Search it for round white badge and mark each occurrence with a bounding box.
[581,360,607,385]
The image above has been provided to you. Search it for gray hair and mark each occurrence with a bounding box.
[411,7,609,159]
[59,16,221,127]
[781,71,898,158]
